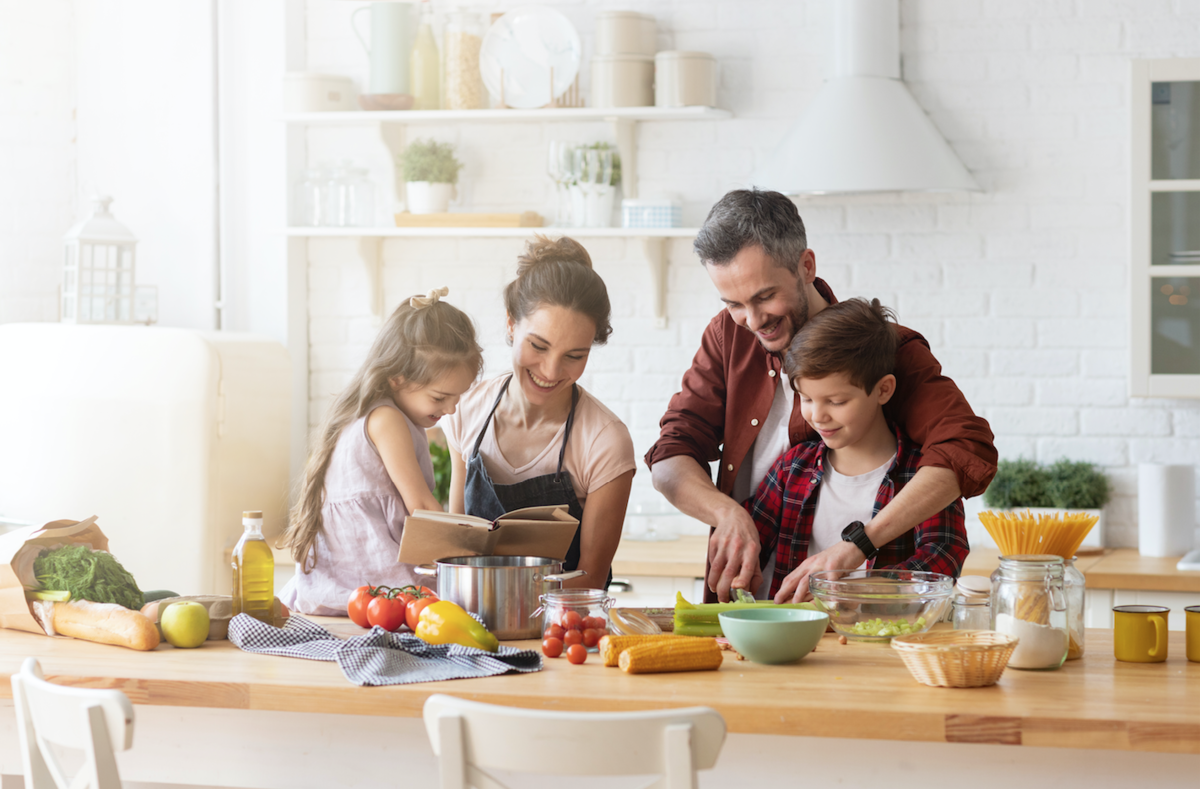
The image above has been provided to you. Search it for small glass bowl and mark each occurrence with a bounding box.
[810,570,954,642]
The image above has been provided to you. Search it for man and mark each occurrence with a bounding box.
[645,189,996,602]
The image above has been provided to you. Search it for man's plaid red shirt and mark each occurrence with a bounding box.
[745,426,969,598]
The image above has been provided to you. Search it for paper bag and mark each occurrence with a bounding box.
[0,516,107,635]
[397,505,579,566]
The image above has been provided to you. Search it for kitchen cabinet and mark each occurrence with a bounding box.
[1131,57,1200,397]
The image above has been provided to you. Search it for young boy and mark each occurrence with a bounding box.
[744,298,970,603]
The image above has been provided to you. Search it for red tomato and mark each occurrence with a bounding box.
[563,629,583,647]
[394,592,416,628]
[544,624,565,640]
[367,595,407,632]
[566,643,587,664]
[561,610,584,631]
[582,628,601,648]
[347,586,376,628]
[406,596,438,631]
[414,586,438,600]
[542,637,564,658]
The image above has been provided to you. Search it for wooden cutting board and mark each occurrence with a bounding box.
[394,211,543,228]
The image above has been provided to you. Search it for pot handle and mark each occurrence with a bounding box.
[543,570,587,584]
[413,564,437,577]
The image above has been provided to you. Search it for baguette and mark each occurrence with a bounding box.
[51,600,160,651]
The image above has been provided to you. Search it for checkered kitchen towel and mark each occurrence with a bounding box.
[228,613,543,686]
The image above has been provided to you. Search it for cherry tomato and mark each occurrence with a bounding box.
[542,637,564,658]
[393,592,416,627]
[406,595,438,631]
[582,628,601,648]
[414,586,438,600]
[544,624,565,640]
[367,595,407,632]
[347,585,376,628]
[561,610,584,631]
[566,643,587,664]
[563,629,584,647]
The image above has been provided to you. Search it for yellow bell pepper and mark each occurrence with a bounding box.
[415,600,499,653]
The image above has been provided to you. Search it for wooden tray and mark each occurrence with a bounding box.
[394,211,543,228]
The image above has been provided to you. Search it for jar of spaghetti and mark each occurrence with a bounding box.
[990,555,1068,670]
[1064,556,1085,659]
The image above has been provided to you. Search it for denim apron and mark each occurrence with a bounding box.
[463,376,609,587]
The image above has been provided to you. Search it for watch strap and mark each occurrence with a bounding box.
[841,520,878,560]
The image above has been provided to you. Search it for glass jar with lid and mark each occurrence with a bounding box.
[443,11,485,110]
[990,555,1068,670]
[537,588,613,651]
[1064,556,1085,659]
[952,575,992,630]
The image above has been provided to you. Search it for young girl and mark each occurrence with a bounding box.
[280,287,483,616]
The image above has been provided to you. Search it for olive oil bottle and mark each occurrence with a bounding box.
[232,510,274,624]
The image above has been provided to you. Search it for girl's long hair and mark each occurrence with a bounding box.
[280,292,483,572]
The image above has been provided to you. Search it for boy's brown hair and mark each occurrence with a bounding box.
[784,297,898,393]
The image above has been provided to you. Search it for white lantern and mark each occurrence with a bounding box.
[62,196,138,324]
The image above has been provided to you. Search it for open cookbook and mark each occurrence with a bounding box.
[397,505,579,566]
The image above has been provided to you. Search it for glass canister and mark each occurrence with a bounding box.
[538,588,613,651]
[343,167,375,227]
[291,168,326,226]
[990,555,1069,670]
[952,575,992,630]
[443,11,485,110]
[1064,556,1085,660]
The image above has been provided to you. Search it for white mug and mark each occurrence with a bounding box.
[352,2,414,95]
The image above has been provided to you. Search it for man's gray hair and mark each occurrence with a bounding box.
[693,189,807,274]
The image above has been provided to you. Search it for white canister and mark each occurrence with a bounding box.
[591,55,654,108]
[1137,463,1196,557]
[654,51,717,108]
[284,73,355,113]
[595,11,656,56]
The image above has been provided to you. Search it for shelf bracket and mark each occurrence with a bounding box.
[641,236,669,328]
[358,236,383,321]
[608,117,637,200]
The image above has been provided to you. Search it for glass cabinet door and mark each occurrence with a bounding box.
[1151,277,1200,375]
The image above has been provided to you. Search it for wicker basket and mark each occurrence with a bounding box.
[890,629,1018,688]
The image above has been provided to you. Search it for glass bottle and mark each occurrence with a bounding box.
[232,510,274,624]
[952,575,991,630]
[410,0,441,110]
[444,11,484,110]
[990,555,1068,670]
[1064,556,1086,660]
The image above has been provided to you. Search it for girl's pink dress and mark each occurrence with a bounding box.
[280,399,434,615]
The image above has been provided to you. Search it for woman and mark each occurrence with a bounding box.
[443,236,635,588]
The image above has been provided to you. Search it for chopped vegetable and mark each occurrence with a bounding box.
[34,545,143,611]
[848,616,927,638]
[673,592,819,637]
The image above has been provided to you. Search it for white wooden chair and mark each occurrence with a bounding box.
[10,657,135,789]
[422,693,726,789]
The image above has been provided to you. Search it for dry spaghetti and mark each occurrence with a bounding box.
[979,510,1098,558]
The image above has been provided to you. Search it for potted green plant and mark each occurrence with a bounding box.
[400,139,464,214]
[982,458,1111,548]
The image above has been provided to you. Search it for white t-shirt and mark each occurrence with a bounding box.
[809,454,896,564]
[443,375,637,505]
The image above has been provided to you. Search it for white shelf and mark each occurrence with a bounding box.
[283,106,731,125]
[285,226,701,238]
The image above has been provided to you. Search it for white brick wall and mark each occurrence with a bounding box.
[294,0,1200,548]
[0,0,75,322]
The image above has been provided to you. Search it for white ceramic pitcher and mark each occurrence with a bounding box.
[351,2,414,95]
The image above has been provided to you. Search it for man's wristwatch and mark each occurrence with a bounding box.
[841,521,878,560]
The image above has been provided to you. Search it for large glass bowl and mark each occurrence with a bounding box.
[809,570,954,642]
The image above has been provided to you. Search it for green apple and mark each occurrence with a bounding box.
[161,601,210,648]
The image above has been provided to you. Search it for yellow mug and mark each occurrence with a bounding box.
[1113,605,1169,663]
[1187,606,1200,663]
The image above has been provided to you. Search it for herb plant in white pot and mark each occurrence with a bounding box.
[401,140,463,214]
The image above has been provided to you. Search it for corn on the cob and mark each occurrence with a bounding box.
[599,634,681,667]
[617,637,723,674]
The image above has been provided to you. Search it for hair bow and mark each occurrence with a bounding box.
[410,286,449,309]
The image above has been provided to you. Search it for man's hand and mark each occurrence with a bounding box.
[706,504,763,602]
[773,541,865,603]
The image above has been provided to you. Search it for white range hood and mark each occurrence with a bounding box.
[753,0,979,195]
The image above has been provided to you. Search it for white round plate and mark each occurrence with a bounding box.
[480,6,581,109]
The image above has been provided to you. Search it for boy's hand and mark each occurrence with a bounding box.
[773,541,865,603]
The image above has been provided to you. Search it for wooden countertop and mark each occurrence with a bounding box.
[1,621,1196,754]
[613,538,1200,594]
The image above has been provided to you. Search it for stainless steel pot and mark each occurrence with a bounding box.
[414,555,585,640]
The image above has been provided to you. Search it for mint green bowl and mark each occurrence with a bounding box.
[717,608,830,665]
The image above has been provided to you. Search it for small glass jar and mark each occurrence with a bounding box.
[538,588,613,651]
[952,575,991,630]
[990,555,1068,670]
[1064,556,1085,660]
[443,11,485,109]
[291,168,326,226]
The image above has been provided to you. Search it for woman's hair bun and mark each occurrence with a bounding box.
[516,235,594,276]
